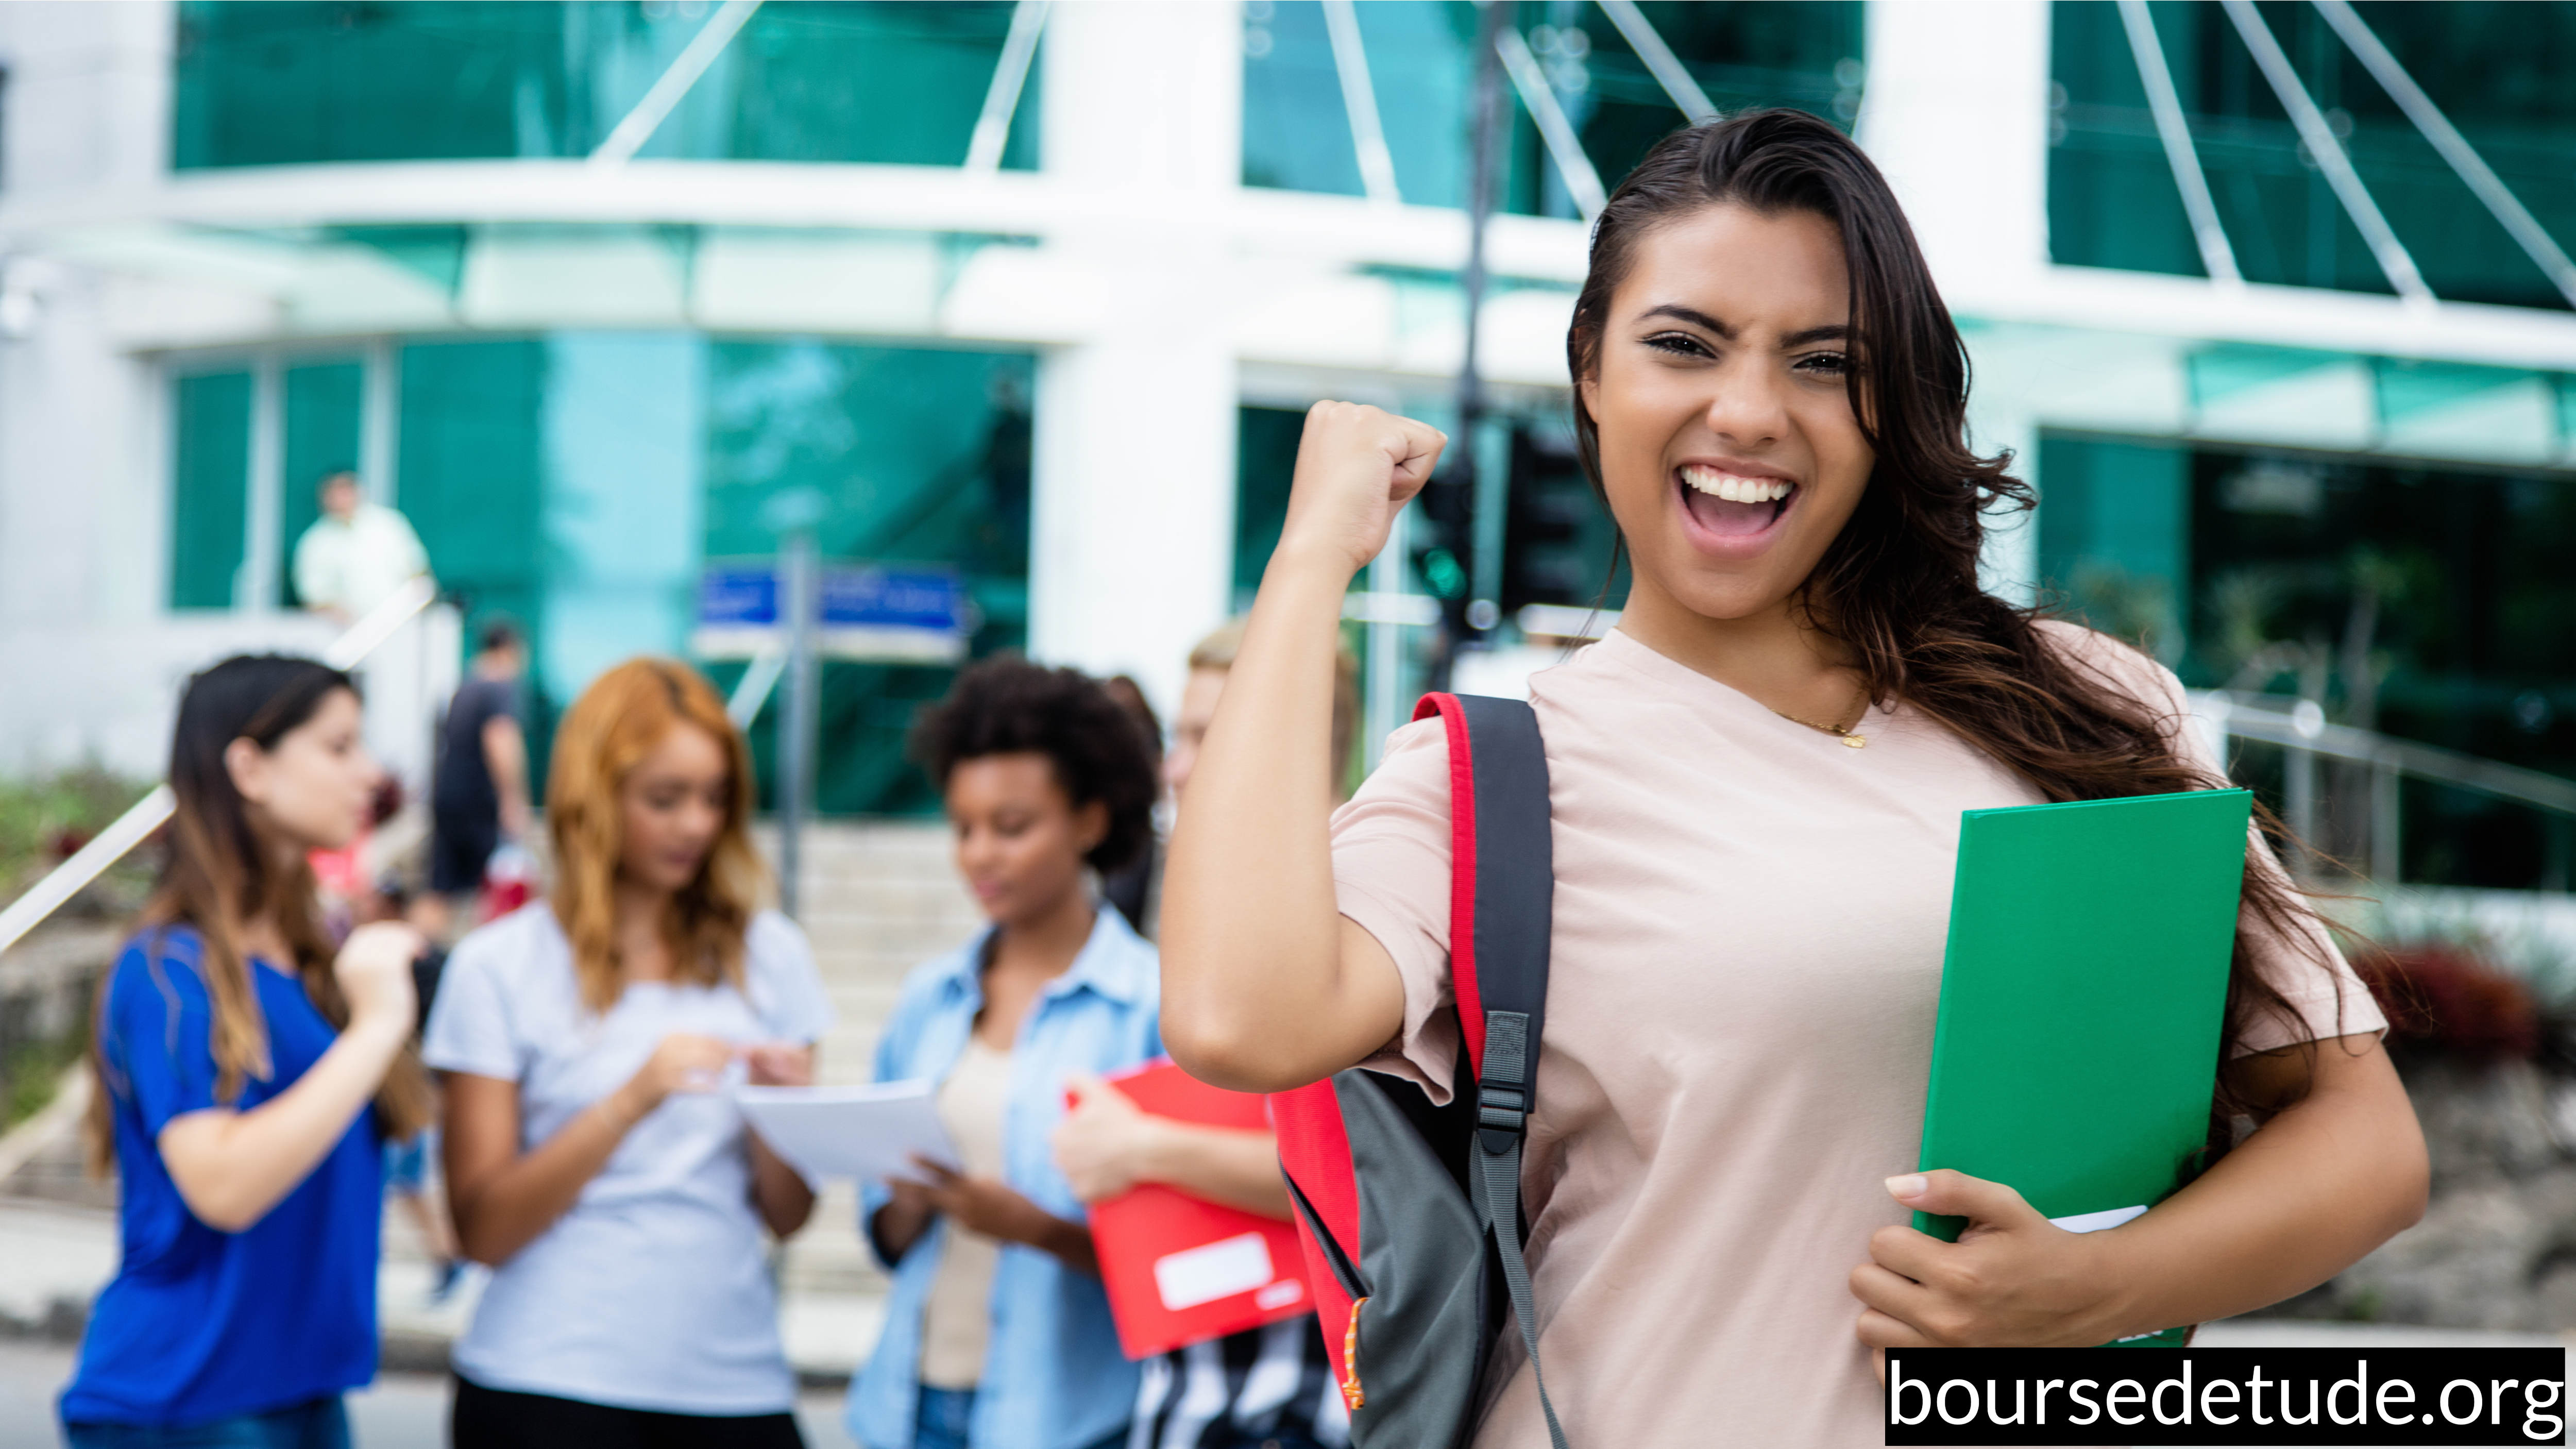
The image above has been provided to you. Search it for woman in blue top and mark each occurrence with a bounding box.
[848,659,1164,1449]
[64,654,436,1447]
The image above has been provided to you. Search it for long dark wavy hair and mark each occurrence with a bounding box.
[88,655,435,1175]
[1567,110,2349,1144]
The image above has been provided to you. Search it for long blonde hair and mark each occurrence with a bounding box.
[547,659,768,1012]
[89,655,436,1175]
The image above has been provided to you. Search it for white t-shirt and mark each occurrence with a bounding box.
[291,501,430,616]
[421,904,836,1414]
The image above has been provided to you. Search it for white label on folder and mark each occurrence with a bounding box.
[2048,1204,2149,1235]
[1155,1233,1274,1311]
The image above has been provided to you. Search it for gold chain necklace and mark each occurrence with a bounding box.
[1769,684,1872,749]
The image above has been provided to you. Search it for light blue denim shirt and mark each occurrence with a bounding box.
[845,906,1162,1449]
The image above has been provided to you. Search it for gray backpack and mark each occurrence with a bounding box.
[1271,692,1569,1449]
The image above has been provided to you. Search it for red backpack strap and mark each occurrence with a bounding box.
[1416,689,1567,1449]
[1411,694,1489,1075]
[1411,693,1552,1082]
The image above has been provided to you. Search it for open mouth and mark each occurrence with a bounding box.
[1677,463,1798,539]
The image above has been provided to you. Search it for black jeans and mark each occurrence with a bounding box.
[450,1377,806,1449]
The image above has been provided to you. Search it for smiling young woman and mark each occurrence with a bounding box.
[1158,111,2428,1446]
[844,658,1164,1449]
[425,658,833,1446]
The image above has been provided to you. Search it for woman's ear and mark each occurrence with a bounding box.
[1073,799,1109,856]
[1577,373,1600,417]
[222,737,271,807]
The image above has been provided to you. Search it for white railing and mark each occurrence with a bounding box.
[2191,689,2576,885]
[0,578,438,959]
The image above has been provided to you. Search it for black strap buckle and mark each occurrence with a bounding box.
[1477,1080,1527,1149]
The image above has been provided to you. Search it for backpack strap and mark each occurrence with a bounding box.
[1412,693,1569,1449]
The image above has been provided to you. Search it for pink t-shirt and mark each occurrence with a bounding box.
[1328,622,2384,1448]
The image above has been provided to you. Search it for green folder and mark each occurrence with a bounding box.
[1913,788,2253,1346]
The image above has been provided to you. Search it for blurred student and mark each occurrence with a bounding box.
[291,469,432,624]
[350,879,466,1305]
[1053,619,1358,1449]
[414,620,531,943]
[1095,675,1163,938]
[848,659,1162,1449]
[426,659,832,1445]
[63,654,436,1446]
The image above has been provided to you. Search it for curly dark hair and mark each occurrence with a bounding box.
[910,656,1161,875]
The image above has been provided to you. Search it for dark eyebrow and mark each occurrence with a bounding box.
[1637,304,1733,337]
[1634,305,1850,350]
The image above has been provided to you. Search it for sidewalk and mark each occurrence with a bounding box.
[0,1115,891,1387]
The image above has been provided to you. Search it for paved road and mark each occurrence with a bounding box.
[0,1341,860,1449]
[5,1323,2567,1446]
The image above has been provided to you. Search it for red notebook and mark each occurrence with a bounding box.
[1080,1058,1314,1360]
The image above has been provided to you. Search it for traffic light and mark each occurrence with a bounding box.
[1411,462,1479,639]
[1502,427,1617,614]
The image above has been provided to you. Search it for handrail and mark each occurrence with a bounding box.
[2191,689,2576,818]
[725,638,788,727]
[0,578,439,960]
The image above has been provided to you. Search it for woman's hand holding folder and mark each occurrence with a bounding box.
[1849,1032,2424,1356]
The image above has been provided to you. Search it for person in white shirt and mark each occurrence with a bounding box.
[424,658,831,1445]
[291,471,432,621]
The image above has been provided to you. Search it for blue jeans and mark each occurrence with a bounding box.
[64,1396,350,1449]
[913,1388,1125,1449]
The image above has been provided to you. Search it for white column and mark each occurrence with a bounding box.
[1855,0,2054,603]
[1028,1,1243,718]
[241,353,283,611]
[0,0,176,630]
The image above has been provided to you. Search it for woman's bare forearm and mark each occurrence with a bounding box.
[2094,1035,2426,1335]
[158,1020,409,1232]
[444,1073,645,1265]
[1160,551,1404,1090]
[1138,1123,1294,1219]
[750,1135,816,1237]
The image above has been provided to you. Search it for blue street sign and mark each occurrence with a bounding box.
[699,566,780,628]
[821,566,969,633]
[694,562,971,662]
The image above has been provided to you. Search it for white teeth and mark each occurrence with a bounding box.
[1681,466,1792,504]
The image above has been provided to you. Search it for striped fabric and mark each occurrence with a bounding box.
[1129,1318,1351,1449]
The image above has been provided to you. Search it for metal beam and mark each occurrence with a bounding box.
[1320,0,1401,205]
[2311,0,2576,312]
[1595,0,1717,123]
[2116,0,2240,286]
[0,577,438,959]
[590,0,762,167]
[1497,26,1607,226]
[965,0,1050,175]
[2219,0,2431,308]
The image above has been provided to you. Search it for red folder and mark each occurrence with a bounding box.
[1080,1058,1314,1360]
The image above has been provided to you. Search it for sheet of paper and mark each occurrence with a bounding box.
[733,1080,960,1188]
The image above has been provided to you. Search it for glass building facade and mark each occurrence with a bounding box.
[4,0,2569,887]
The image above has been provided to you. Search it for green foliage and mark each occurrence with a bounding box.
[2,1030,85,1135]
[0,766,156,906]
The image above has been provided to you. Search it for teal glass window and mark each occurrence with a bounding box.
[2038,425,2576,889]
[705,339,1034,815]
[280,359,364,607]
[2049,1,2576,309]
[1232,406,1306,611]
[169,370,252,610]
[1241,1,1860,220]
[2037,434,2191,663]
[173,0,1035,170]
[727,3,1038,167]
